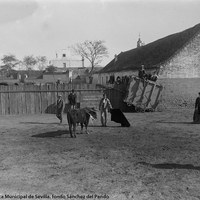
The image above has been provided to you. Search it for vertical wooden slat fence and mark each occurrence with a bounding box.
[0,83,103,115]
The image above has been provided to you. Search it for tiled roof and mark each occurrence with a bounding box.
[99,23,200,73]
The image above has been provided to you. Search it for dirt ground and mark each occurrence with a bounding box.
[0,109,200,200]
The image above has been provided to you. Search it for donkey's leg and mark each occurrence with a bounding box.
[69,124,73,138]
[85,125,89,134]
[84,122,89,134]
[73,124,76,138]
[80,123,84,134]
[85,115,90,134]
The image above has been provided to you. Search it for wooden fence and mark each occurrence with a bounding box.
[0,83,103,115]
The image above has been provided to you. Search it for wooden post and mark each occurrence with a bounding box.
[145,83,156,108]
[137,80,148,106]
[152,85,163,109]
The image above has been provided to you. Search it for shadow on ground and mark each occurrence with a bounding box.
[138,162,200,170]
[156,121,193,125]
[21,122,59,125]
[32,130,69,138]
[88,125,122,128]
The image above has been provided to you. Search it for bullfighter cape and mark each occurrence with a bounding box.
[110,109,130,127]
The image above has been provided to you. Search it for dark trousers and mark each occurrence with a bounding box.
[56,111,63,122]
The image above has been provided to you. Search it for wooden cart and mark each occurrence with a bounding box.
[124,76,163,112]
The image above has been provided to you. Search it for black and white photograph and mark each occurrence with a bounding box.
[0,0,200,199]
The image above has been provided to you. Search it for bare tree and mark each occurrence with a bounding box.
[72,40,108,74]
[23,55,37,70]
[36,56,47,71]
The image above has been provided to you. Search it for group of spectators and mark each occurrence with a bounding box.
[107,75,131,85]
[107,65,159,86]
[138,65,158,82]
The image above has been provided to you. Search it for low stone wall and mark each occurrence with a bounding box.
[157,78,200,109]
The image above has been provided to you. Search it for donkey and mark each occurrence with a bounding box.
[67,107,97,138]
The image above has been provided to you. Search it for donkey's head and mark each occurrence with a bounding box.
[88,108,97,119]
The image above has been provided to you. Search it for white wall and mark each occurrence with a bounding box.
[49,59,82,68]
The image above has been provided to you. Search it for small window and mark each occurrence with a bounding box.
[62,54,66,57]
[63,63,66,68]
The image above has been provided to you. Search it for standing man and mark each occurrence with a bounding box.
[56,94,64,124]
[99,93,112,127]
[68,89,77,109]
[193,92,200,123]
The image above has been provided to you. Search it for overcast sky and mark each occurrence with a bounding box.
[0,0,200,67]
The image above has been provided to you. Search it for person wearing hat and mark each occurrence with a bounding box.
[138,65,146,79]
[99,93,112,127]
[138,65,147,86]
[68,89,77,109]
[56,94,64,124]
[193,92,200,123]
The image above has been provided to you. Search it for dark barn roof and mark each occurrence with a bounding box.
[99,23,200,74]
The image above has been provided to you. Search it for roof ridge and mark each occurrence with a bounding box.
[154,23,200,68]
[99,22,200,74]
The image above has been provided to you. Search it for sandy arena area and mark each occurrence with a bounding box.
[0,109,200,200]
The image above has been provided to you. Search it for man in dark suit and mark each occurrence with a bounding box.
[56,94,64,124]
[68,89,77,109]
[193,92,200,123]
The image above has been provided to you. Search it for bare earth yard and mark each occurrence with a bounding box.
[0,109,200,200]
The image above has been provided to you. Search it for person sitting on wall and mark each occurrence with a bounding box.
[150,71,159,82]
[138,65,146,80]
[138,65,147,86]
[146,73,152,81]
